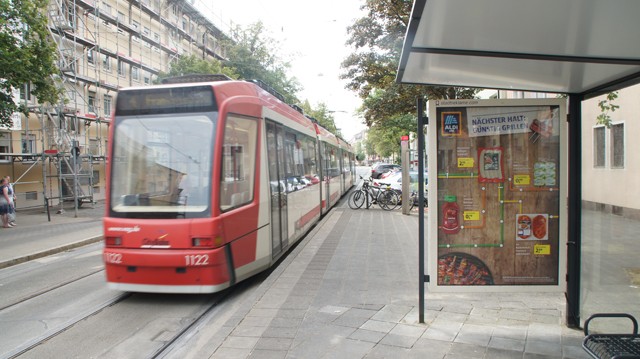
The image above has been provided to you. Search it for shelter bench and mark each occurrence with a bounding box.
[583,313,640,359]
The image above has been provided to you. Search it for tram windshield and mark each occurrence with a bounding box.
[109,113,215,218]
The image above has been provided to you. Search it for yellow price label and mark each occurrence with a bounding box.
[457,157,475,168]
[463,211,480,221]
[513,174,531,186]
[534,244,551,255]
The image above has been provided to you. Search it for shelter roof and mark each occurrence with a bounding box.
[397,0,640,98]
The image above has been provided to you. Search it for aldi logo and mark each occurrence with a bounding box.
[442,111,462,136]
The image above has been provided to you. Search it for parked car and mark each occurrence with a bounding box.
[371,163,401,179]
[379,167,401,179]
[375,170,428,192]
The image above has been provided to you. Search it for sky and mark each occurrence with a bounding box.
[195,0,367,140]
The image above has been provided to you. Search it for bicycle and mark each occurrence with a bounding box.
[408,190,428,211]
[348,176,400,211]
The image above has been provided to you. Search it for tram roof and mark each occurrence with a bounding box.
[396,0,640,99]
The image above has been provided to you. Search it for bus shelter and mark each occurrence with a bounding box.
[397,0,640,327]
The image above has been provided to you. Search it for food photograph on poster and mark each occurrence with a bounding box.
[434,100,562,286]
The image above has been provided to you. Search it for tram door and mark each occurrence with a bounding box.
[266,122,288,257]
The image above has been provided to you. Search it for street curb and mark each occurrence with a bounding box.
[0,235,103,270]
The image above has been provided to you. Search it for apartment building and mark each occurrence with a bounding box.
[2,0,229,209]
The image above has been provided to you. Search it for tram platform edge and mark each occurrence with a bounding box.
[0,201,104,269]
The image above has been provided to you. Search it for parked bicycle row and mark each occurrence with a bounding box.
[348,176,427,211]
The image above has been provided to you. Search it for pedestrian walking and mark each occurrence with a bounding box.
[0,178,14,228]
[4,176,16,226]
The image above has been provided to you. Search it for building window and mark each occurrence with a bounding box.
[0,133,11,162]
[103,54,111,71]
[117,11,125,23]
[132,67,139,81]
[611,123,624,168]
[104,95,112,116]
[593,126,605,168]
[144,76,150,84]
[131,21,139,42]
[118,60,126,77]
[101,2,111,15]
[153,32,160,42]
[63,55,76,73]
[19,83,31,101]
[22,133,36,154]
[89,139,100,155]
[88,91,96,113]
[87,48,94,64]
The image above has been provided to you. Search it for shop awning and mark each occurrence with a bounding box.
[396,0,640,98]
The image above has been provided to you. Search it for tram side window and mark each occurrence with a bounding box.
[343,150,349,174]
[284,131,306,192]
[283,131,318,192]
[326,144,339,178]
[303,136,318,185]
[220,115,257,210]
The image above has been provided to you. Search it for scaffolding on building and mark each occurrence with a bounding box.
[7,0,231,216]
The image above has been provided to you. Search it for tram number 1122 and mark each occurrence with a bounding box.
[185,254,210,266]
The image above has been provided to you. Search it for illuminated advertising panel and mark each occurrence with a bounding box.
[428,99,567,291]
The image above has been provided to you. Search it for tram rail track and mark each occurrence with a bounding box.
[5,291,131,358]
[0,268,105,312]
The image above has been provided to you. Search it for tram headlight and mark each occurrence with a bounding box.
[105,236,122,246]
[192,237,214,247]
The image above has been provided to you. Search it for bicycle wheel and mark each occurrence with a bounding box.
[378,189,400,211]
[364,190,376,208]
[348,189,366,209]
[409,193,417,211]
[409,191,427,211]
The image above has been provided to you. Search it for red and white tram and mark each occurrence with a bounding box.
[102,75,355,293]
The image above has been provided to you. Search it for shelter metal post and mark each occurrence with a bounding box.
[566,94,583,328]
[417,97,427,323]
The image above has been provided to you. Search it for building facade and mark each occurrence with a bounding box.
[2,0,229,209]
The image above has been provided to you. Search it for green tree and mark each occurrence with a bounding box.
[224,22,301,104]
[156,23,341,138]
[0,0,63,127]
[366,113,415,160]
[299,100,341,137]
[156,55,238,83]
[341,0,478,128]
[354,141,365,162]
[596,91,619,128]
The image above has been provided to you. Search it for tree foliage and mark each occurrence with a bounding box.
[298,100,341,137]
[596,91,619,128]
[0,0,64,127]
[341,0,478,128]
[224,22,302,104]
[365,113,415,160]
[157,22,344,137]
[156,55,238,83]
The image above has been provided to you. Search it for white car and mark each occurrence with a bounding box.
[374,171,427,192]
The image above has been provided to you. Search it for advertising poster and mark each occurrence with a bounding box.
[430,99,565,288]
